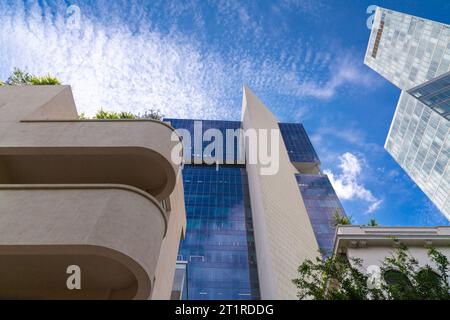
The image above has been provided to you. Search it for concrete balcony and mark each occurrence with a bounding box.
[0,119,182,201]
[0,184,167,300]
[0,85,187,300]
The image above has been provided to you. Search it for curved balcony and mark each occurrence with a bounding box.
[0,184,167,300]
[0,120,182,201]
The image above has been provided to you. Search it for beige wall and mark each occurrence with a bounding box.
[241,86,319,299]
[0,86,186,300]
[347,246,450,274]
[336,226,450,280]
[0,185,166,299]
[151,172,187,299]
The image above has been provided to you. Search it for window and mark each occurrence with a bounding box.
[416,268,442,287]
[383,270,414,297]
[372,20,385,58]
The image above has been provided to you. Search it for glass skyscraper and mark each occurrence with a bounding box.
[365,7,450,219]
[408,72,450,119]
[167,110,346,299]
[178,165,259,300]
[167,119,259,300]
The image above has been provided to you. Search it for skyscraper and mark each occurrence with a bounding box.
[365,7,450,219]
[168,86,345,300]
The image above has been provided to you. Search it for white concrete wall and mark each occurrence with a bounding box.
[151,172,187,299]
[347,246,450,275]
[241,86,319,299]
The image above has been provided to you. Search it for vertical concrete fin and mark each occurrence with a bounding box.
[242,85,279,126]
[241,85,320,299]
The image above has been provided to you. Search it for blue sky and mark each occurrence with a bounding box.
[0,0,449,226]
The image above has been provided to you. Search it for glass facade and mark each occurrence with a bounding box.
[178,165,260,300]
[167,119,260,300]
[365,7,450,91]
[165,118,243,164]
[365,7,450,220]
[408,71,450,119]
[167,117,346,298]
[279,123,320,164]
[296,174,346,256]
[386,92,450,218]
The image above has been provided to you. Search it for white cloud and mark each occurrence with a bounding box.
[293,55,379,99]
[0,1,229,119]
[0,1,378,120]
[324,152,382,214]
[310,123,385,157]
[366,200,383,214]
[279,0,328,17]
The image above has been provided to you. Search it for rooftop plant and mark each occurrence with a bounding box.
[331,209,352,228]
[4,68,61,85]
[79,109,164,121]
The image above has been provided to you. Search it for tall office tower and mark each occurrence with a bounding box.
[167,86,345,300]
[365,7,450,219]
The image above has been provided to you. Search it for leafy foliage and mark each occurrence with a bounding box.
[380,244,450,299]
[29,74,61,85]
[331,209,352,228]
[6,68,33,85]
[79,109,164,121]
[137,109,164,120]
[5,68,61,85]
[293,253,384,300]
[293,244,450,300]
[77,113,88,120]
[367,219,379,227]
[93,109,136,119]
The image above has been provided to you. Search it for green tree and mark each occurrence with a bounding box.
[367,219,379,227]
[293,244,450,300]
[293,253,384,300]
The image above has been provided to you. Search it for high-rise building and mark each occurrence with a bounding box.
[0,85,186,300]
[365,7,450,219]
[168,86,346,300]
